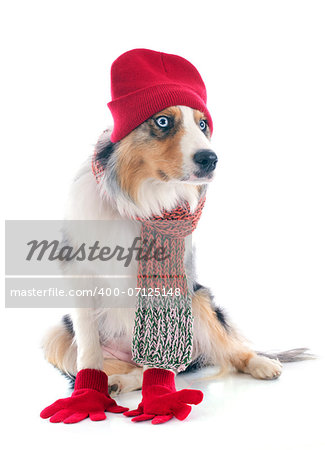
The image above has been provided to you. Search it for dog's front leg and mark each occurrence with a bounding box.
[72,308,103,371]
[40,306,128,424]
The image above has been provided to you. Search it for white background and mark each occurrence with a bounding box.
[1,1,324,449]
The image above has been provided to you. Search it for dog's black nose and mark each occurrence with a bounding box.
[193,150,218,173]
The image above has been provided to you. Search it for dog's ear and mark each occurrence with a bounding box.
[94,132,116,168]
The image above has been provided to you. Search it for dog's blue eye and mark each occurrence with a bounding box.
[199,119,207,131]
[155,116,170,128]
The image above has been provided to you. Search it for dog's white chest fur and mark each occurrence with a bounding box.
[64,156,197,350]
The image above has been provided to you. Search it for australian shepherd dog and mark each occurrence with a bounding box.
[42,105,308,396]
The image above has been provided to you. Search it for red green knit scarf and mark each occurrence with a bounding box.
[92,151,205,371]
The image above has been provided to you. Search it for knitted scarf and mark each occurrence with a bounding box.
[92,152,205,371]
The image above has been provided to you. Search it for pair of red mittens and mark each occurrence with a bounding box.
[41,368,203,425]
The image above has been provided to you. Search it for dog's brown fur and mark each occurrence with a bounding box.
[116,107,185,201]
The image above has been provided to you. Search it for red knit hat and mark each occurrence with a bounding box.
[108,49,213,143]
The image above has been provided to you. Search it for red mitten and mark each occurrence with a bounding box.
[40,369,128,423]
[124,368,203,424]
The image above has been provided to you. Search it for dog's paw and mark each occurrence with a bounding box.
[107,369,143,397]
[246,355,282,380]
[107,376,123,396]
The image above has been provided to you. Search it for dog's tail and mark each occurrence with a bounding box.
[257,347,316,363]
[42,314,77,383]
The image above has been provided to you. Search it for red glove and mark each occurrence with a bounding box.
[40,369,128,423]
[124,368,203,424]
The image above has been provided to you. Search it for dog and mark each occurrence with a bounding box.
[42,104,310,397]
